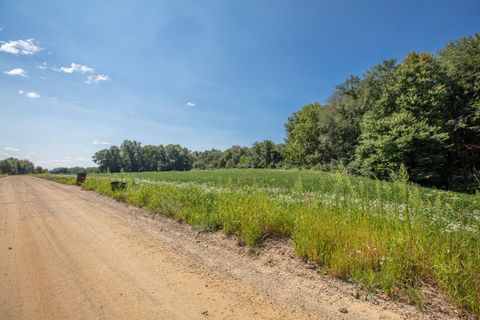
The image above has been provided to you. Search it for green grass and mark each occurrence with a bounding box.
[35,173,77,185]
[38,169,480,317]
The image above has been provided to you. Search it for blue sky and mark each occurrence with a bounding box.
[1,0,479,169]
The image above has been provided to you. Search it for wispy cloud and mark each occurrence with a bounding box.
[54,63,94,74]
[4,68,28,77]
[0,39,43,55]
[185,101,196,107]
[4,147,19,151]
[37,62,48,70]
[18,90,40,99]
[92,139,110,145]
[24,151,36,159]
[37,159,72,164]
[85,74,110,84]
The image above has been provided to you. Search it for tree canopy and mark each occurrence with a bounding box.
[92,140,285,173]
[0,158,44,175]
[283,34,480,191]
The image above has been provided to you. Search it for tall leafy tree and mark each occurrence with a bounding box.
[142,145,166,171]
[439,34,480,190]
[355,53,450,185]
[120,140,143,172]
[93,146,122,172]
[192,149,223,169]
[0,158,36,175]
[163,144,192,171]
[355,111,448,183]
[284,102,325,167]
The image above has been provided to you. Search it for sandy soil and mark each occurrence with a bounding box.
[0,176,461,319]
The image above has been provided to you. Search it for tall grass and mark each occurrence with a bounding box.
[40,169,480,316]
[34,173,76,185]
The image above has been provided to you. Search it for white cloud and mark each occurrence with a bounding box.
[18,90,40,99]
[54,62,94,74]
[4,68,28,77]
[92,139,110,145]
[185,101,196,107]
[57,159,71,163]
[64,156,72,160]
[37,62,48,70]
[4,147,19,151]
[85,74,110,84]
[74,157,86,161]
[0,39,43,55]
[24,152,36,159]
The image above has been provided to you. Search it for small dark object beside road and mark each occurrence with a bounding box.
[76,173,87,186]
[111,181,127,191]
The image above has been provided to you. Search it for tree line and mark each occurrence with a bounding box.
[92,139,285,173]
[284,34,479,192]
[0,158,46,175]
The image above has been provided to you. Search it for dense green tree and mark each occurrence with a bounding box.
[93,146,122,173]
[0,158,36,175]
[51,167,70,174]
[120,140,143,172]
[328,61,397,164]
[355,53,451,185]
[192,149,223,169]
[439,34,480,190]
[355,111,448,183]
[249,140,284,168]
[218,145,248,168]
[284,102,325,167]
[68,167,87,174]
[162,144,192,171]
[142,145,166,171]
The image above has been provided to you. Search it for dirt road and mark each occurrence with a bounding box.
[0,176,454,319]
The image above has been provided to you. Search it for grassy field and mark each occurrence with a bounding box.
[34,173,77,185]
[38,169,480,316]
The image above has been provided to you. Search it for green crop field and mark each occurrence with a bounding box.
[39,169,480,316]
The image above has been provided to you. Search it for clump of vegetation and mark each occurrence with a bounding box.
[36,173,76,185]
[67,169,479,316]
[0,158,46,175]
